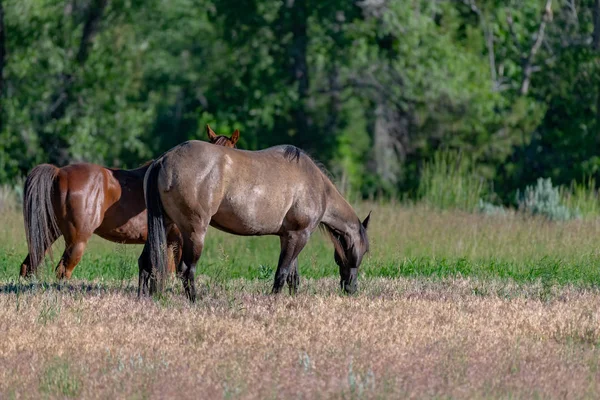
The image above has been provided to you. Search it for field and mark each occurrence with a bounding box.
[2,203,600,398]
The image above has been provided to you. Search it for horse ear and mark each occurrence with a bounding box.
[206,124,217,142]
[231,129,240,145]
[362,211,371,230]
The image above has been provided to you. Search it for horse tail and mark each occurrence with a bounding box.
[23,164,60,271]
[145,160,167,292]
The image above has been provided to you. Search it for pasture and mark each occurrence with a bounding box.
[2,204,600,398]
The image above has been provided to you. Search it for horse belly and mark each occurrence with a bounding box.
[95,210,148,244]
[211,189,288,235]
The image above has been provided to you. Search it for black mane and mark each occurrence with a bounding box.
[282,145,334,181]
[283,145,302,162]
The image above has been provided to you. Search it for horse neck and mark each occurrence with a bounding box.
[322,181,359,236]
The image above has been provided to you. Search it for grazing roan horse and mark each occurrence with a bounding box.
[20,125,239,279]
[140,141,370,301]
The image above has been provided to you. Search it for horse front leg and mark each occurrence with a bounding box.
[55,235,91,280]
[272,231,309,294]
[286,259,300,295]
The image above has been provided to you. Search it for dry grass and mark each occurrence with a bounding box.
[362,202,600,262]
[3,204,600,398]
[3,277,600,399]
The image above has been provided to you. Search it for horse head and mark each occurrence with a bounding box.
[331,212,371,294]
[206,124,240,148]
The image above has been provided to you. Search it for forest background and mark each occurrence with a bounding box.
[1,0,599,208]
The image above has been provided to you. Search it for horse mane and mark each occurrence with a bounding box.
[282,145,335,182]
[319,224,348,263]
[283,145,302,162]
[213,136,234,147]
[319,221,368,264]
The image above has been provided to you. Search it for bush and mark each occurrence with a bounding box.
[477,199,508,216]
[517,178,578,221]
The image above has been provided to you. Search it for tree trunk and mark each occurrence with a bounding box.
[40,0,109,165]
[0,0,6,129]
[287,0,310,149]
[593,0,600,150]
[594,0,600,49]
[76,0,108,65]
[325,62,341,136]
[369,97,409,189]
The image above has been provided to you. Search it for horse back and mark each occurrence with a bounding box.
[159,141,329,235]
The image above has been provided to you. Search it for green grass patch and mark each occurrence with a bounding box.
[39,357,82,398]
[2,204,600,289]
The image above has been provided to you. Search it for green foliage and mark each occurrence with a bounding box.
[517,178,579,221]
[418,151,488,212]
[560,177,600,218]
[0,0,598,200]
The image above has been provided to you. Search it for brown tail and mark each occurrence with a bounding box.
[23,164,60,271]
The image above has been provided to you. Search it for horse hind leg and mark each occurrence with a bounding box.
[20,254,37,278]
[272,231,309,294]
[20,231,61,278]
[55,235,91,280]
[138,242,151,297]
[138,225,182,298]
[179,224,208,302]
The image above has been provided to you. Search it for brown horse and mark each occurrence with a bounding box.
[20,126,239,279]
[140,141,370,301]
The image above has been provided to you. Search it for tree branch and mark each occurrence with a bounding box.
[461,0,480,17]
[593,0,600,50]
[506,11,523,55]
[592,0,600,149]
[346,73,414,111]
[519,0,553,95]
[462,0,499,90]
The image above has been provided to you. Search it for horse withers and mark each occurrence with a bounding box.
[20,126,239,280]
[140,141,370,301]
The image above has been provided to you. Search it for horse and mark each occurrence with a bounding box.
[20,125,240,280]
[140,141,370,301]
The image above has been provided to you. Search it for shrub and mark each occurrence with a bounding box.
[477,199,508,216]
[517,178,578,221]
